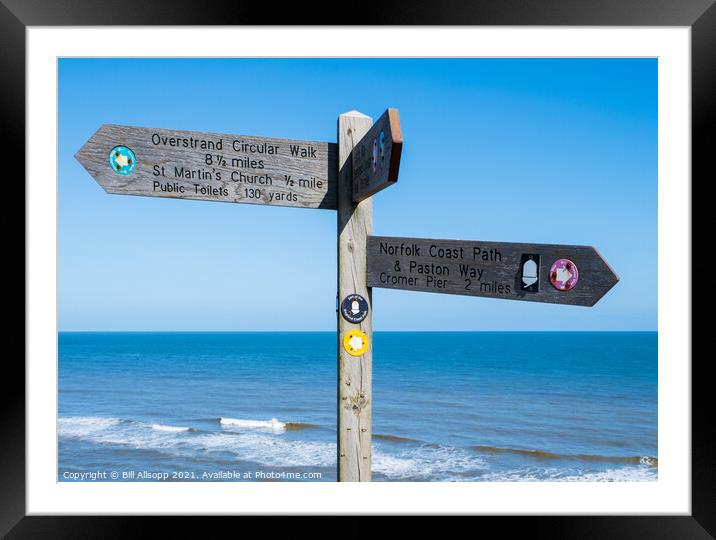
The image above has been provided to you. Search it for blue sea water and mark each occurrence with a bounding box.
[58,332,657,482]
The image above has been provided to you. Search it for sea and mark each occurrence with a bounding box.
[58,332,657,482]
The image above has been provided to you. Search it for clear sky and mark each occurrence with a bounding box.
[58,58,657,331]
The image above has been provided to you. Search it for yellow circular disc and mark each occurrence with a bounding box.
[343,330,369,357]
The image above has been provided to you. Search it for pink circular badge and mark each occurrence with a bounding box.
[549,258,579,291]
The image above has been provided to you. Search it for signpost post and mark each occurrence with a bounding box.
[76,106,618,482]
[337,111,374,482]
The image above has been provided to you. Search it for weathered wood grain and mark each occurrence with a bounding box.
[352,108,402,202]
[338,111,374,482]
[367,236,618,307]
[75,124,338,210]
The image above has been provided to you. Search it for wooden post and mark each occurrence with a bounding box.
[337,110,374,482]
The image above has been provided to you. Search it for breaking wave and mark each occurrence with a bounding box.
[470,445,658,467]
[151,424,192,433]
[219,417,286,431]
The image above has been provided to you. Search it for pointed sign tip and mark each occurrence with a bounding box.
[589,245,619,280]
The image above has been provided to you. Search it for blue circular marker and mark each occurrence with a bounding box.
[109,146,137,175]
[341,294,369,323]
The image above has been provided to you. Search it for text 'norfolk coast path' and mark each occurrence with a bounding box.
[75,124,339,209]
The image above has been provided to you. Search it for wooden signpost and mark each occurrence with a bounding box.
[75,124,338,209]
[76,107,618,483]
[367,236,618,306]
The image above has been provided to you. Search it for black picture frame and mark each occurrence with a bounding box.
[5,0,709,536]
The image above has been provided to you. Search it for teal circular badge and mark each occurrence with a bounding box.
[109,146,137,175]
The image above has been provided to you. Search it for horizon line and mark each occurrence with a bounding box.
[57,329,657,333]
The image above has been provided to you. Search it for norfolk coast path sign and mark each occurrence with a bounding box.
[367,236,619,307]
[76,124,339,209]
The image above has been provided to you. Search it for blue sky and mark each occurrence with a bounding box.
[58,58,657,331]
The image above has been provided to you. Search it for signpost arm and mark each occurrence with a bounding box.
[337,111,374,482]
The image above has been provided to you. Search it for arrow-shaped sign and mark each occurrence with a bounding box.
[75,124,338,209]
[367,236,618,306]
[352,108,402,202]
